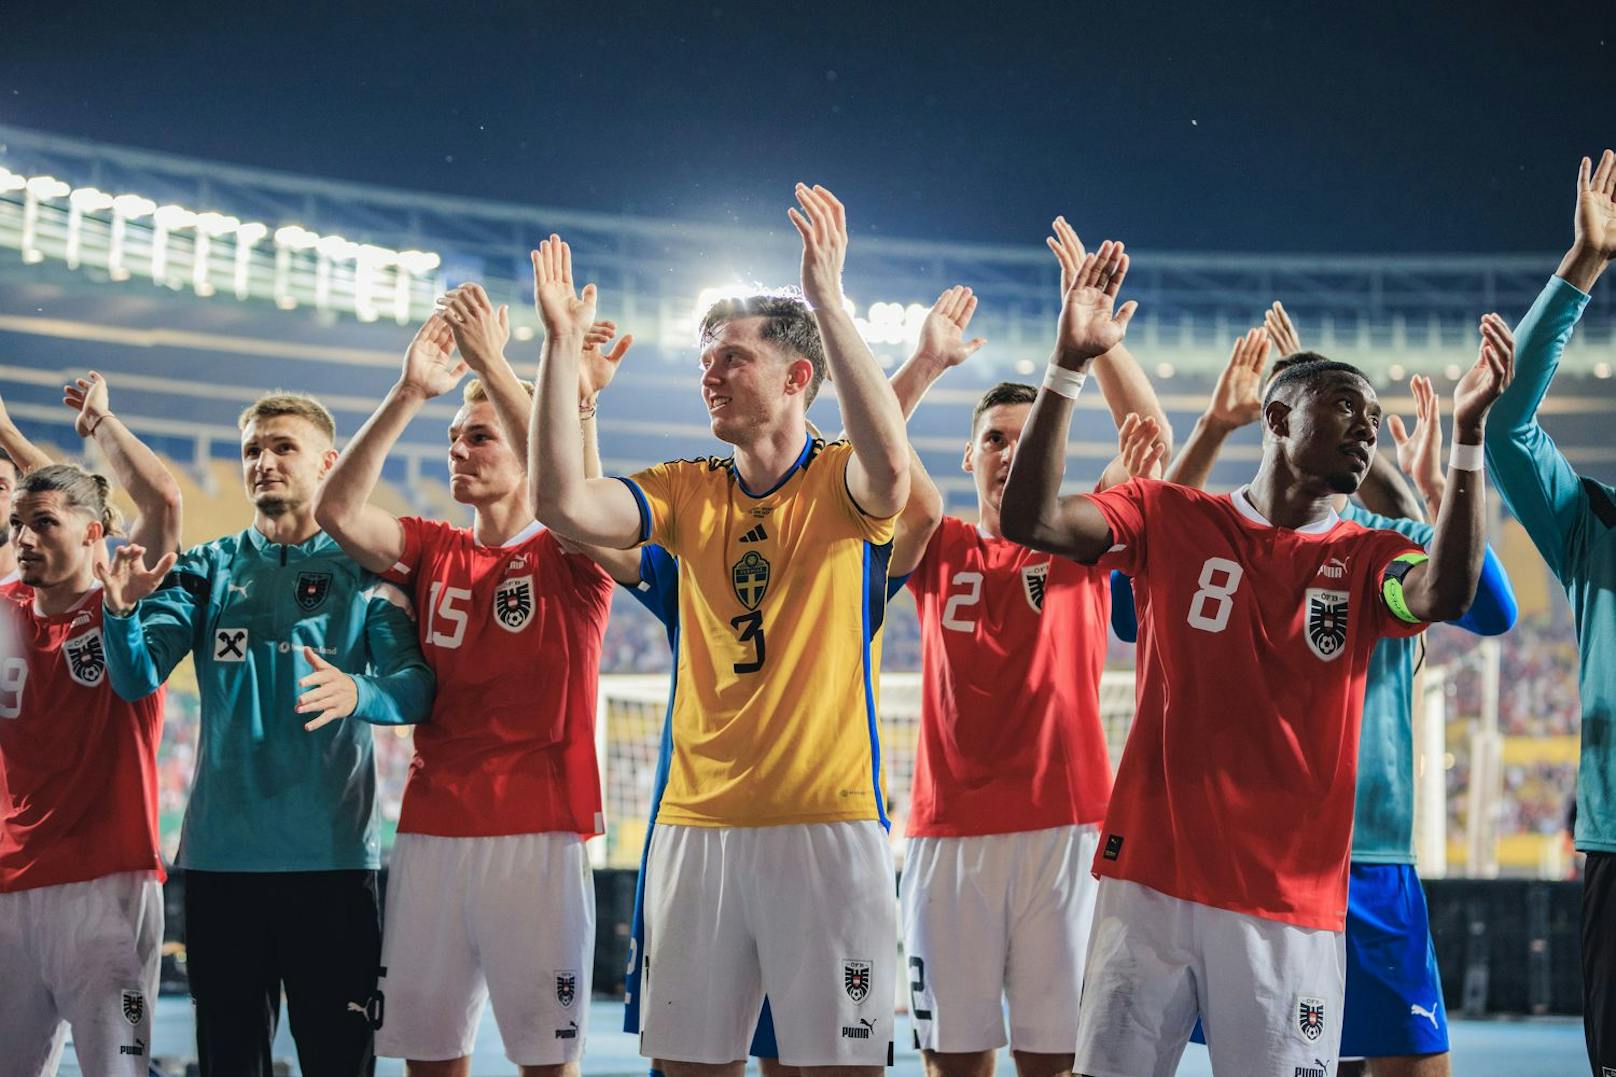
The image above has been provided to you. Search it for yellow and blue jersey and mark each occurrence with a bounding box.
[617,435,896,828]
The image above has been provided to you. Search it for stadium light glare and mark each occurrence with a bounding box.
[66,187,113,269]
[274,225,320,250]
[513,325,536,342]
[108,195,156,282]
[24,176,69,199]
[1155,362,1175,379]
[1388,363,1407,382]
[20,175,68,265]
[111,194,156,217]
[1443,364,1462,380]
[150,205,196,285]
[1014,358,1037,376]
[396,250,440,274]
[1596,362,1612,380]
[233,223,269,300]
[0,168,25,192]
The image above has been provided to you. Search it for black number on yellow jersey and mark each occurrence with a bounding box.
[730,610,765,674]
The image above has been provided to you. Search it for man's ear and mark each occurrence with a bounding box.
[1264,398,1292,439]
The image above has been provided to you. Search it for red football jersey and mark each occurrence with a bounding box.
[385,519,614,837]
[907,514,1114,837]
[0,584,166,892]
[1087,480,1424,931]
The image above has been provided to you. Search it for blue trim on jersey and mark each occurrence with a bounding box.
[735,433,814,499]
[1109,571,1138,644]
[862,540,893,830]
[615,476,653,545]
[1340,862,1450,1058]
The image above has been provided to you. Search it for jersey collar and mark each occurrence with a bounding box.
[246,525,337,559]
[733,433,814,500]
[1231,485,1340,535]
[493,520,543,548]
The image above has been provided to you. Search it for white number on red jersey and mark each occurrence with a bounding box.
[941,571,984,633]
[0,657,26,718]
[1186,557,1244,633]
[426,583,471,649]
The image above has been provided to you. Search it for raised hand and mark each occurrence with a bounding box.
[1055,241,1138,366]
[914,286,986,368]
[1263,301,1303,356]
[63,370,114,437]
[1045,215,1087,295]
[297,646,359,732]
[1117,412,1167,480]
[580,320,633,402]
[440,283,511,376]
[1387,374,1443,497]
[787,183,847,313]
[1453,313,1515,437]
[95,543,177,615]
[1205,328,1271,431]
[531,233,598,338]
[1575,150,1616,262]
[397,313,467,399]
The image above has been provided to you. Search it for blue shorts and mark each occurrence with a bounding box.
[1188,863,1448,1058]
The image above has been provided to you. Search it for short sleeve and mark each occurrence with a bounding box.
[383,516,430,586]
[622,461,689,554]
[1361,528,1430,639]
[1082,477,1152,574]
[822,441,897,544]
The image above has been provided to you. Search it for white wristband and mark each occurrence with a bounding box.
[1449,441,1483,472]
[1042,365,1088,400]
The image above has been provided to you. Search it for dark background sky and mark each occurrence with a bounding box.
[3,2,1614,253]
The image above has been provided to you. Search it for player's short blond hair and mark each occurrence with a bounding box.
[237,392,336,442]
[462,377,535,405]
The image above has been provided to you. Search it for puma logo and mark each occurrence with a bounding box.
[1410,1001,1439,1028]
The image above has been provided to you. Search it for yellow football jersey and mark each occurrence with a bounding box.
[621,436,897,828]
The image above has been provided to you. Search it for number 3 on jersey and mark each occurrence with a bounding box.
[1187,557,1243,633]
[730,611,765,674]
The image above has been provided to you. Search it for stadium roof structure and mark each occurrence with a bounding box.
[2,122,1614,503]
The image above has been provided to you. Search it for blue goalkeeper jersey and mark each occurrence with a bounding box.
[1486,274,1616,854]
[102,526,434,872]
[1338,504,1516,863]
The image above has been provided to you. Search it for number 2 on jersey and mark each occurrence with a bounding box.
[1186,557,1243,633]
[730,610,765,674]
[941,571,984,632]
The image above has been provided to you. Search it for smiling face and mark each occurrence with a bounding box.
[240,414,336,517]
[1270,368,1382,494]
[447,400,525,505]
[697,315,814,446]
[12,489,100,591]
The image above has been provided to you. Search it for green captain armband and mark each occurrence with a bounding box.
[1380,551,1431,624]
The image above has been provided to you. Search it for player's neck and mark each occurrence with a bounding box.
[33,571,96,616]
[0,544,15,579]
[471,491,535,547]
[254,509,320,547]
[1245,464,1339,530]
[731,420,809,495]
[976,502,1004,540]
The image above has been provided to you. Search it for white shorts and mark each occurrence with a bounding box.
[1074,878,1346,1077]
[0,870,163,1077]
[640,821,896,1067]
[375,832,595,1065]
[901,824,1100,1054]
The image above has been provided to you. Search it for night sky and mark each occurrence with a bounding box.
[4,2,1614,254]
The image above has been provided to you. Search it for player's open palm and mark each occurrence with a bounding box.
[1045,215,1087,294]
[788,183,848,313]
[1263,300,1303,356]
[1117,412,1167,480]
[916,286,986,368]
[531,233,598,338]
[580,320,633,400]
[1207,328,1270,429]
[400,313,467,399]
[1454,313,1514,433]
[1056,241,1138,363]
[1387,374,1442,494]
[63,370,114,438]
[440,283,511,377]
[297,647,359,732]
[1575,150,1616,262]
[95,544,176,615]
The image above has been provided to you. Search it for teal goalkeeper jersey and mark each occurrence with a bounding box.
[1485,274,1616,854]
[102,526,435,871]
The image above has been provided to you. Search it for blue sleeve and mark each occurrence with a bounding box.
[349,581,436,726]
[1484,275,1593,581]
[886,573,910,601]
[1109,571,1138,644]
[623,545,679,631]
[101,558,208,701]
[1450,544,1517,637]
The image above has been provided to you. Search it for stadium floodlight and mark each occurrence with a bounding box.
[316,233,358,261]
[354,245,393,324]
[1155,362,1175,379]
[1443,364,1462,380]
[20,175,69,265]
[273,224,320,249]
[190,212,241,297]
[396,249,440,275]
[0,168,25,192]
[108,194,156,281]
[1596,362,1612,380]
[1014,358,1037,376]
[66,187,114,269]
[150,205,196,285]
[1387,363,1407,382]
[233,222,268,299]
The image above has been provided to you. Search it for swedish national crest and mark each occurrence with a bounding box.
[1303,588,1349,661]
[731,550,770,610]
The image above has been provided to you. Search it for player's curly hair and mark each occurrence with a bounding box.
[698,290,828,409]
[17,463,124,538]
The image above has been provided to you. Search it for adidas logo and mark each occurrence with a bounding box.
[740,524,768,543]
